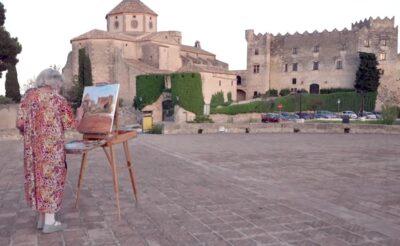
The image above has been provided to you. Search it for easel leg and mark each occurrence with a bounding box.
[75,152,88,208]
[123,141,138,202]
[109,144,121,220]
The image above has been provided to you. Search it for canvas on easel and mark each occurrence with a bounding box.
[79,84,120,134]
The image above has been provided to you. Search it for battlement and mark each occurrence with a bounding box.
[246,17,396,42]
[351,17,395,30]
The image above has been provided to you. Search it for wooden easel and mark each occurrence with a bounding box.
[73,103,138,220]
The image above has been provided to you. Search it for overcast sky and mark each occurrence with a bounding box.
[0,0,399,95]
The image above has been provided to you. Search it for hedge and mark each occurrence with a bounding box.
[212,92,377,115]
[135,74,165,110]
[320,88,355,94]
[171,73,204,115]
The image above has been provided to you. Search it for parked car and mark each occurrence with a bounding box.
[262,113,282,123]
[315,110,337,119]
[359,111,377,119]
[373,112,382,119]
[342,111,358,119]
[296,112,314,120]
[280,112,300,122]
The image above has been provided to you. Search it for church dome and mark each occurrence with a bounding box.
[107,0,158,17]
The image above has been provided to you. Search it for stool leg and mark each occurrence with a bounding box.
[109,144,121,220]
[123,141,138,202]
[75,152,88,208]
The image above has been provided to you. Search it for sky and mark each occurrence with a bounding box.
[0,0,399,95]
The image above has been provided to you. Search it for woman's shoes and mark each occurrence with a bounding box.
[42,221,67,234]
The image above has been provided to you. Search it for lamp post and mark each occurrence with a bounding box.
[337,99,341,112]
[298,91,303,115]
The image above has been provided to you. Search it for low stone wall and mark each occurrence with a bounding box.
[210,113,262,124]
[0,104,18,130]
[164,122,400,135]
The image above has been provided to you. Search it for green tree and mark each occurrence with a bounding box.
[0,3,22,78]
[5,64,20,102]
[355,52,381,92]
[68,48,92,108]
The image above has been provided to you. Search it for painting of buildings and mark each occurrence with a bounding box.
[79,84,120,134]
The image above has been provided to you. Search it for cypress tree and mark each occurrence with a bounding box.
[354,52,381,92]
[69,48,92,108]
[5,65,21,102]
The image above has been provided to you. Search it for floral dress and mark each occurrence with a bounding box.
[17,87,76,213]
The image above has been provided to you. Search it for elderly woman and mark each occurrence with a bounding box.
[16,68,83,233]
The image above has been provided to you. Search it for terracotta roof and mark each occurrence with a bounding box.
[124,59,169,74]
[178,64,236,75]
[107,0,157,17]
[180,45,215,56]
[71,29,139,42]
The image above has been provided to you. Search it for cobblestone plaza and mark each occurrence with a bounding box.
[1,133,400,245]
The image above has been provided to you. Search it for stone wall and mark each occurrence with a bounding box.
[164,122,400,135]
[210,113,261,124]
[0,104,17,130]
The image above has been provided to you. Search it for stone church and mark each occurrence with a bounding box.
[62,0,236,113]
[236,17,400,106]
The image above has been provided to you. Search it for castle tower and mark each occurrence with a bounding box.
[106,0,158,34]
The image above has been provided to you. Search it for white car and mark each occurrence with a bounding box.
[342,111,358,119]
[360,111,377,119]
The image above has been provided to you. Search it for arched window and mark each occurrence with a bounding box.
[236,76,242,85]
[310,84,320,94]
[254,49,259,55]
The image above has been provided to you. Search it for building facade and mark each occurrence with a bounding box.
[238,17,400,103]
[62,0,236,111]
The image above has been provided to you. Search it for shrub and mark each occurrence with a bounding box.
[148,123,163,134]
[279,88,291,97]
[267,89,278,97]
[210,91,225,109]
[0,95,13,104]
[381,105,399,125]
[135,74,165,110]
[227,92,232,103]
[171,73,204,115]
[192,115,214,123]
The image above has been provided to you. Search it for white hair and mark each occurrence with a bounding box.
[35,68,63,90]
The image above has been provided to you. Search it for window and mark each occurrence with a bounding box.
[336,60,343,70]
[292,78,297,85]
[219,81,222,86]
[364,39,370,47]
[255,49,259,55]
[381,39,387,46]
[253,64,260,74]
[253,91,258,97]
[292,63,298,72]
[284,64,288,72]
[114,21,119,29]
[149,21,153,29]
[237,75,242,85]
[131,20,138,28]
[379,53,387,61]
[313,61,319,71]
[314,45,320,53]
[292,47,298,55]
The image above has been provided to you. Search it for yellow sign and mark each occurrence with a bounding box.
[142,113,153,132]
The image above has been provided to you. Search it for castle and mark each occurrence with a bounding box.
[62,0,400,119]
[62,0,236,113]
[236,17,400,104]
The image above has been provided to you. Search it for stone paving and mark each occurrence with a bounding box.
[1,133,400,246]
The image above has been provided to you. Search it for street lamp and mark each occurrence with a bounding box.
[337,99,341,112]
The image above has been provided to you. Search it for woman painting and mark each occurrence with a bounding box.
[16,68,83,233]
